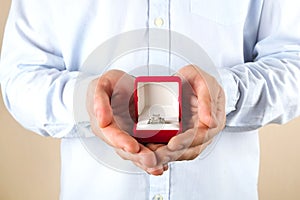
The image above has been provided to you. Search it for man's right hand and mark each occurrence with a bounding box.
[86,70,166,175]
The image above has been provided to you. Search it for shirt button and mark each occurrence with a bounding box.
[153,194,164,200]
[154,17,164,27]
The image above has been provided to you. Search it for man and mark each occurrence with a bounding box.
[1,0,300,199]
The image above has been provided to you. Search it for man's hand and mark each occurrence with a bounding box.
[148,65,226,165]
[86,70,166,175]
[86,66,225,175]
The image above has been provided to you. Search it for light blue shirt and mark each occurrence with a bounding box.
[1,0,300,200]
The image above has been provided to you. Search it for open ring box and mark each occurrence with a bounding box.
[133,76,182,143]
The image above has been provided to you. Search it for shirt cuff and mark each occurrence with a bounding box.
[218,68,240,115]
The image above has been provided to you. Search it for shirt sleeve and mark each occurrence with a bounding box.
[0,1,92,138]
[221,0,300,131]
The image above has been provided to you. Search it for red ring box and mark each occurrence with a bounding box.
[133,76,182,143]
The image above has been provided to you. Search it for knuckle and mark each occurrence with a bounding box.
[97,76,111,89]
[195,129,208,144]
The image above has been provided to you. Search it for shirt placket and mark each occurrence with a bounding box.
[149,166,171,200]
[147,0,172,198]
[148,0,171,76]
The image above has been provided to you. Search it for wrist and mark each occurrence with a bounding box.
[218,68,240,115]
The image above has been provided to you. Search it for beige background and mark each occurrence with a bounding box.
[0,0,300,199]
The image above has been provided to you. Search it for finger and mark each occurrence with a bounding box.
[176,140,212,161]
[110,75,136,133]
[94,76,113,128]
[130,160,164,176]
[91,70,140,153]
[177,65,217,128]
[152,140,211,164]
[146,143,165,151]
[116,144,157,168]
[197,82,224,129]
[216,89,226,130]
[94,70,129,128]
[153,145,186,165]
[163,164,169,171]
[101,123,140,153]
[167,127,210,151]
[197,96,216,128]
[145,165,164,176]
[194,78,214,128]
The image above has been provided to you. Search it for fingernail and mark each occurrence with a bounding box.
[163,164,169,171]
[148,167,164,176]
